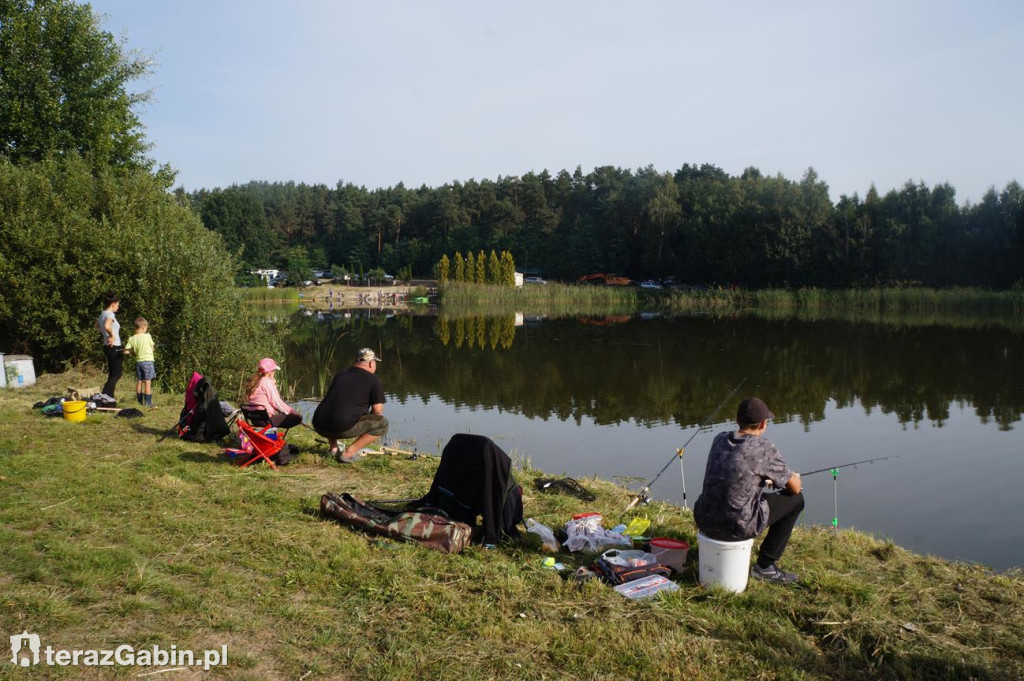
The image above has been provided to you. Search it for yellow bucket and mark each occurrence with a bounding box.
[62,400,87,423]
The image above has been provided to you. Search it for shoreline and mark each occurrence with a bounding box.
[3,369,1021,679]
[298,282,436,310]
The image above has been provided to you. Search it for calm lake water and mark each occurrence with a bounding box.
[282,308,1023,571]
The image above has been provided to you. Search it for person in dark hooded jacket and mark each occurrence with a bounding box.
[694,397,804,584]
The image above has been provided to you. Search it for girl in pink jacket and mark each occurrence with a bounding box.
[243,357,303,429]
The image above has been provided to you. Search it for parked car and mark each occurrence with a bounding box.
[639,280,663,290]
[524,276,548,284]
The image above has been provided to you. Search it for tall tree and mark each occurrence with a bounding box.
[453,251,465,281]
[487,249,501,284]
[199,188,274,267]
[475,250,486,283]
[641,169,681,274]
[500,250,516,286]
[437,254,450,282]
[0,0,152,169]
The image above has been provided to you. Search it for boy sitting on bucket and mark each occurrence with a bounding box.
[693,397,804,584]
[123,317,157,408]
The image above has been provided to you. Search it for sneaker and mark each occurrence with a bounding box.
[329,448,341,462]
[338,453,359,464]
[750,563,798,584]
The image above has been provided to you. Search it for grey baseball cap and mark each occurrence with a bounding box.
[356,348,381,363]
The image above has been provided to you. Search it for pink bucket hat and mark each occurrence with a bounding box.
[258,357,281,373]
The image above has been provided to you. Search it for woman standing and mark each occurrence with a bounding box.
[243,357,303,429]
[96,292,123,399]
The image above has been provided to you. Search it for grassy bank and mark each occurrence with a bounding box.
[2,369,1022,680]
[659,286,1024,316]
[239,287,301,304]
[439,281,640,318]
[439,283,1024,331]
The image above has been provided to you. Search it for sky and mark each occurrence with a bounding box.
[89,0,1023,204]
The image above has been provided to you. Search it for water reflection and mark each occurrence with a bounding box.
[282,310,1023,569]
[437,316,516,350]
[286,311,1023,430]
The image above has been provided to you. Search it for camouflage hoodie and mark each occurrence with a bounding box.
[693,431,792,541]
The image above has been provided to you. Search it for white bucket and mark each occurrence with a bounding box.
[697,532,754,593]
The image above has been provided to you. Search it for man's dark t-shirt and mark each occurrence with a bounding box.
[312,367,385,434]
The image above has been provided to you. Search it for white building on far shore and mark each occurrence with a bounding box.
[252,269,281,286]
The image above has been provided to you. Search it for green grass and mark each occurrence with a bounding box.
[2,368,1022,680]
[244,281,1024,332]
[238,287,301,304]
[440,281,640,318]
[440,283,1024,329]
[660,285,1024,315]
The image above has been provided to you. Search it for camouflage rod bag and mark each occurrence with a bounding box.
[320,492,472,554]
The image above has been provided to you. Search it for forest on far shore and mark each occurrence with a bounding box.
[187,165,1024,289]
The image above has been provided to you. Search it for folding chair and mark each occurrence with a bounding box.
[239,403,272,428]
[238,402,303,436]
[223,419,285,470]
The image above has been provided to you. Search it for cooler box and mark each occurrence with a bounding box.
[4,355,36,387]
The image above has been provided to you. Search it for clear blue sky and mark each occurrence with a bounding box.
[90,0,1023,204]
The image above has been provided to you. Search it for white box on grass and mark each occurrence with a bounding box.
[613,575,680,600]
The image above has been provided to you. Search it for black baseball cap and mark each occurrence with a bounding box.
[737,397,774,424]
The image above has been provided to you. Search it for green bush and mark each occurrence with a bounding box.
[0,155,280,394]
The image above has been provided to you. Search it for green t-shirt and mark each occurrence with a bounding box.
[124,332,155,362]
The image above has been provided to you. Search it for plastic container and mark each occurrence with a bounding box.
[614,574,680,600]
[601,549,657,568]
[697,532,754,593]
[62,400,87,423]
[650,537,690,572]
[4,355,36,387]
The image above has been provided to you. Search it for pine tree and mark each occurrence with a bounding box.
[475,250,487,283]
[438,254,451,282]
[453,252,465,281]
[500,250,516,286]
[487,250,501,284]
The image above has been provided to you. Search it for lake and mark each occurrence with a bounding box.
[282,307,1023,571]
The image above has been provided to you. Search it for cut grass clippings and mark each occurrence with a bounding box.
[1,368,1022,680]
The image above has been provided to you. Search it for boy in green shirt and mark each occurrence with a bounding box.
[123,317,156,407]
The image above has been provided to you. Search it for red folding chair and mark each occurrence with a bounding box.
[224,419,285,470]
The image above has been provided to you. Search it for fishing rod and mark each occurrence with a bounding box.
[624,377,747,513]
[796,455,897,535]
[801,455,897,477]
